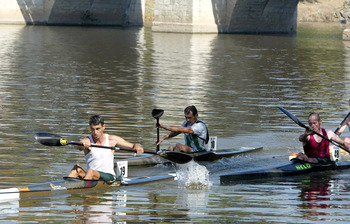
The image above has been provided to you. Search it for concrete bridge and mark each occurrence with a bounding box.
[0,0,299,34]
[153,0,299,34]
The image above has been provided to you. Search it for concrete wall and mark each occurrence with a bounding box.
[0,0,145,26]
[153,0,299,34]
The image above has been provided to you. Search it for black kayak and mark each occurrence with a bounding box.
[220,159,350,184]
[118,146,263,166]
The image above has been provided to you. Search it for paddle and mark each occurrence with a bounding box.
[34,132,192,164]
[152,109,164,152]
[334,112,350,134]
[334,99,350,134]
[277,106,350,154]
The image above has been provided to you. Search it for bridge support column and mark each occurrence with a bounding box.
[152,0,299,34]
[152,0,219,33]
[0,0,145,26]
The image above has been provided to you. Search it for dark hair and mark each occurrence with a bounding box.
[184,105,198,116]
[89,115,105,126]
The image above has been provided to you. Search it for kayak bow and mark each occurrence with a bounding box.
[220,159,350,184]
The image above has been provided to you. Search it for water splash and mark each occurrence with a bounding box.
[175,161,212,190]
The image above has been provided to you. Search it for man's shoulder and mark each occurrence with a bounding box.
[107,134,121,141]
[192,120,207,134]
[194,120,207,127]
[108,134,125,142]
[104,134,118,147]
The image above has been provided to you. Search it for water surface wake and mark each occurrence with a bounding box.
[175,161,212,190]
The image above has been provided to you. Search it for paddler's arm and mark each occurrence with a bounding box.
[79,137,92,152]
[157,131,179,145]
[335,124,347,136]
[111,135,144,154]
[158,122,194,134]
[157,122,193,145]
[74,137,94,156]
[327,130,350,149]
[299,129,312,144]
[335,117,350,136]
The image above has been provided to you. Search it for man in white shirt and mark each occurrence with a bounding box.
[68,115,143,180]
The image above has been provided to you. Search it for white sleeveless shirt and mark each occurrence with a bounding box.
[85,134,116,177]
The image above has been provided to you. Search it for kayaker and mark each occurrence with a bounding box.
[298,112,350,163]
[157,105,209,153]
[68,115,144,181]
[335,115,350,144]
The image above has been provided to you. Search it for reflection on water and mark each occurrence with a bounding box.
[151,32,216,114]
[174,189,209,219]
[0,22,350,222]
[75,192,127,223]
[299,176,331,221]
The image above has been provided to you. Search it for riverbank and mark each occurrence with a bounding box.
[297,0,346,23]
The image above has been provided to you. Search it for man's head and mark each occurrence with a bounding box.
[184,105,198,125]
[89,115,105,140]
[89,115,105,126]
[308,112,322,132]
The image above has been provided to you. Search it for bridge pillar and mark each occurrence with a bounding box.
[152,0,219,33]
[0,0,145,26]
[152,0,299,34]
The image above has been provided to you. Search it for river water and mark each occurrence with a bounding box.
[0,23,350,223]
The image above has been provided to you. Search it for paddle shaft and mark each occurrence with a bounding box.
[69,141,158,155]
[152,109,164,152]
[156,117,160,152]
[278,106,350,154]
[35,132,192,164]
[334,112,350,134]
[334,99,350,134]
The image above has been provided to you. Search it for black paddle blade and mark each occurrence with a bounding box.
[35,132,68,146]
[152,109,164,119]
[158,151,193,164]
[278,106,308,129]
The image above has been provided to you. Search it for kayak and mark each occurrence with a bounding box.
[119,154,169,166]
[220,159,350,184]
[0,174,176,201]
[192,146,263,162]
[118,146,263,166]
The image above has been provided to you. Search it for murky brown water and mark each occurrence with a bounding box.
[1,22,350,223]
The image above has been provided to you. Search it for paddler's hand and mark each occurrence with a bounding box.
[79,139,92,151]
[344,141,350,150]
[133,144,143,154]
[83,142,92,148]
[299,129,313,142]
[305,127,314,135]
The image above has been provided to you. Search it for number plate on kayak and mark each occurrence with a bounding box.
[116,161,128,178]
